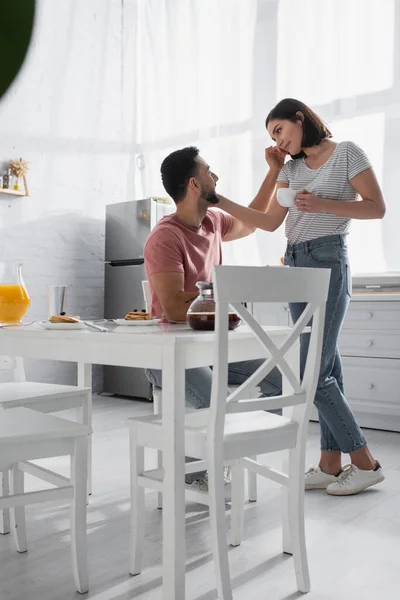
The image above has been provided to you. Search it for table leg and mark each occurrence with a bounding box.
[78,363,92,496]
[161,343,186,599]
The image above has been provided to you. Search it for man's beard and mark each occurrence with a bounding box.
[201,185,219,205]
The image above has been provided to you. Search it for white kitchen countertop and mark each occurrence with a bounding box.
[351,293,400,302]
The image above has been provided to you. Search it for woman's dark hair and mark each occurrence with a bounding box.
[266,98,332,157]
[160,146,200,204]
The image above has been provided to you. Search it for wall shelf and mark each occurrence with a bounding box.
[0,188,28,197]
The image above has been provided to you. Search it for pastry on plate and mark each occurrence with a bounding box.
[125,310,152,321]
[49,314,80,324]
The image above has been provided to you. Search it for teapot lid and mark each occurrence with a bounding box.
[195,281,213,291]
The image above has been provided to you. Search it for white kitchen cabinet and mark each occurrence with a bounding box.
[340,356,400,431]
[251,302,291,327]
[252,294,400,432]
[339,295,400,432]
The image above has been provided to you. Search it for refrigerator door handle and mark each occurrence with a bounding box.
[107,259,145,267]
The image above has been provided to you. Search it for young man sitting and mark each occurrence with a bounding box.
[144,145,285,493]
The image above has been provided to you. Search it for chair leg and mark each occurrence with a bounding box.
[87,433,92,498]
[156,450,163,509]
[0,471,10,535]
[247,456,257,502]
[70,437,89,594]
[244,386,260,504]
[153,388,163,509]
[10,464,27,552]
[230,461,245,547]
[282,449,291,554]
[288,447,310,593]
[129,429,145,575]
[208,452,232,600]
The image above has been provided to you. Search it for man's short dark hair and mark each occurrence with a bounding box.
[160,146,200,204]
[266,98,332,158]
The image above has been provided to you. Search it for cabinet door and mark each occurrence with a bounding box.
[343,301,400,331]
[339,330,400,359]
[310,357,400,432]
[252,302,290,326]
[343,357,400,406]
[343,357,400,431]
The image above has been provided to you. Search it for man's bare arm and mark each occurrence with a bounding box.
[150,271,198,322]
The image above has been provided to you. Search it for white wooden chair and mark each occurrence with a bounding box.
[0,357,91,535]
[0,407,89,593]
[130,265,329,598]
[141,279,259,508]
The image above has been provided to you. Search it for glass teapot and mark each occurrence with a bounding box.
[186,281,241,331]
[0,261,30,324]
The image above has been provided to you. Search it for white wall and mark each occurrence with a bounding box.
[0,0,137,388]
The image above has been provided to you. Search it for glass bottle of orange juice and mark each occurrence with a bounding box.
[0,262,30,324]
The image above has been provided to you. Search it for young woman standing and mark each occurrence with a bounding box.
[214,98,386,496]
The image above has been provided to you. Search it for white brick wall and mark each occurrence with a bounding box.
[0,0,137,390]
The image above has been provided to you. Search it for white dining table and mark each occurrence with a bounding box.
[0,322,298,599]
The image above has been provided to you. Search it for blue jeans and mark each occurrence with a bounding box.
[284,234,367,454]
[146,360,282,481]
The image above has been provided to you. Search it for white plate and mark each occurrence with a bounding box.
[42,321,87,330]
[113,318,161,326]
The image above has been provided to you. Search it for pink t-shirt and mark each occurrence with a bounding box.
[144,209,235,318]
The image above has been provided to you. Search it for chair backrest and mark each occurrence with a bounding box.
[208,265,330,445]
[0,356,26,382]
[142,280,152,314]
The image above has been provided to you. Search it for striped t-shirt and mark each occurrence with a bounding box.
[277,141,372,244]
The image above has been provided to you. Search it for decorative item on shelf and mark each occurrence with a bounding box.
[9,157,30,195]
[2,168,11,189]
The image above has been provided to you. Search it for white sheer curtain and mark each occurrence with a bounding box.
[132,0,400,274]
[133,0,284,266]
[276,0,398,274]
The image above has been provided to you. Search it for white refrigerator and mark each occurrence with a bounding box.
[103,198,174,399]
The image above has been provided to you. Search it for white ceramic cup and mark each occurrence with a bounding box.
[277,187,297,207]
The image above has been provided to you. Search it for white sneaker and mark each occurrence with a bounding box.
[186,474,232,502]
[326,462,384,496]
[305,466,340,490]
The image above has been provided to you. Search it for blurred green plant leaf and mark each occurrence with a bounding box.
[0,0,35,100]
